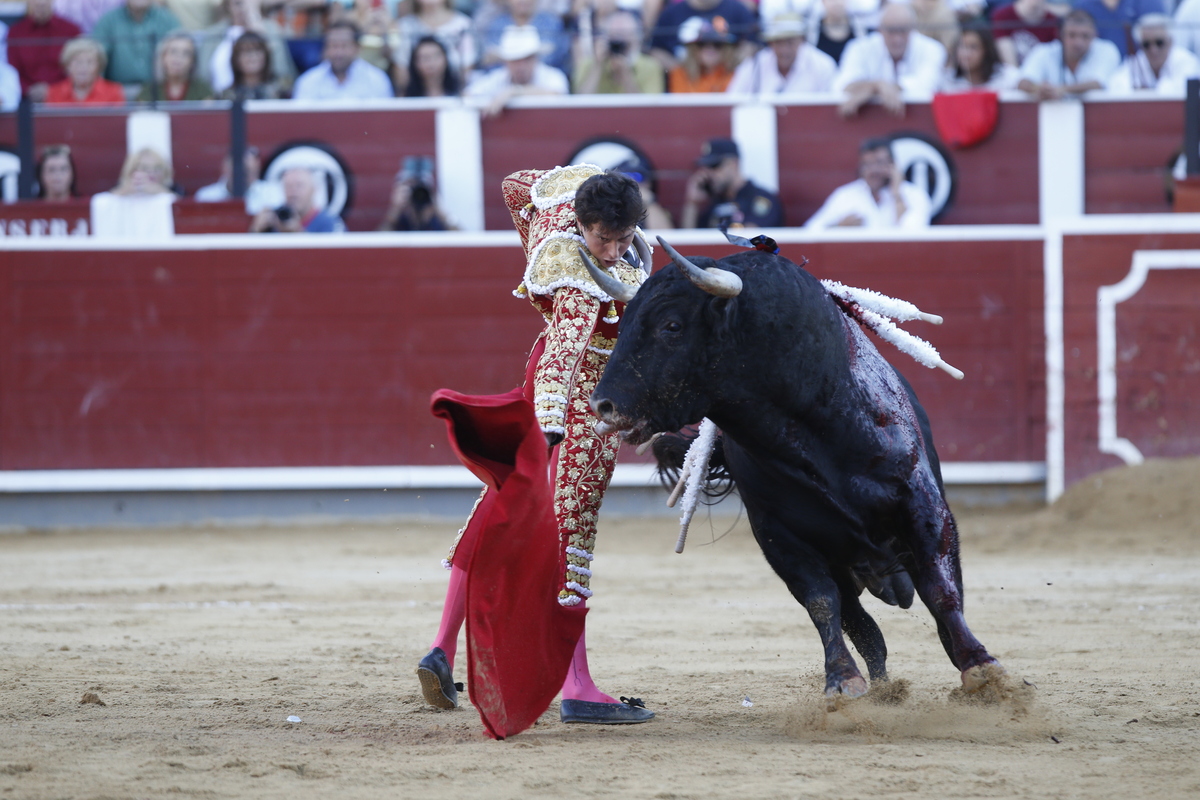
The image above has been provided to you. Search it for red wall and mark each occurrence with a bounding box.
[0,238,1043,471]
[1085,101,1182,215]
[1061,232,1200,486]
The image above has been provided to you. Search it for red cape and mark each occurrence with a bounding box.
[431,388,586,739]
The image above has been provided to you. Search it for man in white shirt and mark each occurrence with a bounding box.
[1017,9,1121,99]
[833,1,947,117]
[726,12,838,95]
[194,147,285,214]
[805,137,932,229]
[466,25,569,117]
[291,20,394,101]
[1106,13,1200,95]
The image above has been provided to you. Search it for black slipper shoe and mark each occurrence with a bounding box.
[560,697,655,724]
[416,647,460,709]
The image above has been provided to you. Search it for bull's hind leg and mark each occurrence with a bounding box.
[903,490,1000,683]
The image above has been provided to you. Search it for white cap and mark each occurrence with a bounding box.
[763,13,806,42]
[498,25,544,61]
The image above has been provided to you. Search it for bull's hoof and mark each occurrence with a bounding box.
[960,662,1007,693]
[950,662,1033,712]
[824,675,868,709]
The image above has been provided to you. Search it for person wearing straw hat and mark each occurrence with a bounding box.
[726,12,838,95]
[465,24,568,116]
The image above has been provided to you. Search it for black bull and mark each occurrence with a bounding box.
[589,247,1003,699]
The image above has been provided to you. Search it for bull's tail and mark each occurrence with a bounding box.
[651,428,735,502]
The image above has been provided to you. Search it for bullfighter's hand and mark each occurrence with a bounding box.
[835,213,865,227]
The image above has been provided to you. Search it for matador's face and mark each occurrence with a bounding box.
[581,224,636,270]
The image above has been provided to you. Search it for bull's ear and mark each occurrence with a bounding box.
[704,295,738,334]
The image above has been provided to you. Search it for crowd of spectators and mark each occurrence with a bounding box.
[2,0,1199,110]
[8,0,1200,232]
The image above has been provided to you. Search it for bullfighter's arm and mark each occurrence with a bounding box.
[532,286,602,443]
[501,169,546,253]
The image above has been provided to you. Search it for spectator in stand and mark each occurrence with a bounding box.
[37,145,78,200]
[833,1,947,116]
[218,30,291,98]
[940,20,1020,90]
[53,0,124,34]
[250,166,344,232]
[465,25,568,116]
[805,136,931,229]
[667,16,740,92]
[614,154,674,229]
[292,20,394,99]
[681,137,785,229]
[815,0,858,64]
[111,147,175,195]
[573,10,665,94]
[163,0,222,30]
[377,155,452,231]
[194,146,284,212]
[393,0,477,90]
[91,147,176,238]
[727,12,838,94]
[44,36,126,103]
[480,0,570,71]
[404,35,464,96]
[1175,0,1200,57]
[1107,13,1200,94]
[991,0,1060,67]
[0,61,19,111]
[91,0,182,89]
[650,0,759,71]
[913,0,959,52]
[1017,8,1120,98]
[8,0,82,102]
[137,31,214,100]
[1072,0,1164,58]
[197,0,295,96]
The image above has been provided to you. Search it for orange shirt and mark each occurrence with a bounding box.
[667,65,734,94]
[44,78,126,105]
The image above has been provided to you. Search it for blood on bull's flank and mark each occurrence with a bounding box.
[589,238,1008,703]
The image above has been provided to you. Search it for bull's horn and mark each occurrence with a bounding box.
[657,236,743,298]
[632,232,652,275]
[578,247,638,303]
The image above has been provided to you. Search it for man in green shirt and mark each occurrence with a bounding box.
[91,0,181,88]
[572,11,665,95]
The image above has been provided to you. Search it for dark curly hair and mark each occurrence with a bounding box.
[575,171,646,232]
[405,36,461,98]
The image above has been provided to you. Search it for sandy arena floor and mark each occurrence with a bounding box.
[2,459,1198,799]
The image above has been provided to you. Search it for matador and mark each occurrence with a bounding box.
[417,165,656,725]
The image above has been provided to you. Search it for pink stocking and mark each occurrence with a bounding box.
[428,565,467,668]
[560,620,617,704]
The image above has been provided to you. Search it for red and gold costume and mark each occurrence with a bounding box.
[446,164,649,607]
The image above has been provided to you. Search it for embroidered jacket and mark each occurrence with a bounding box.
[502,165,648,437]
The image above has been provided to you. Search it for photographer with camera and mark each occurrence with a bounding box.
[249,167,344,234]
[377,156,452,232]
[681,137,785,229]
[572,10,664,95]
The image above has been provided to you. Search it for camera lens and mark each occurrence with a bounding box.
[608,40,629,56]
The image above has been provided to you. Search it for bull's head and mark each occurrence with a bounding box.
[588,237,746,444]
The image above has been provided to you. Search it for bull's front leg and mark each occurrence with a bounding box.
[903,482,1001,687]
[754,532,868,700]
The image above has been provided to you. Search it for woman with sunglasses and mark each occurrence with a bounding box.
[1105,13,1200,95]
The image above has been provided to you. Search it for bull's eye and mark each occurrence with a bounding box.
[662,320,682,334]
